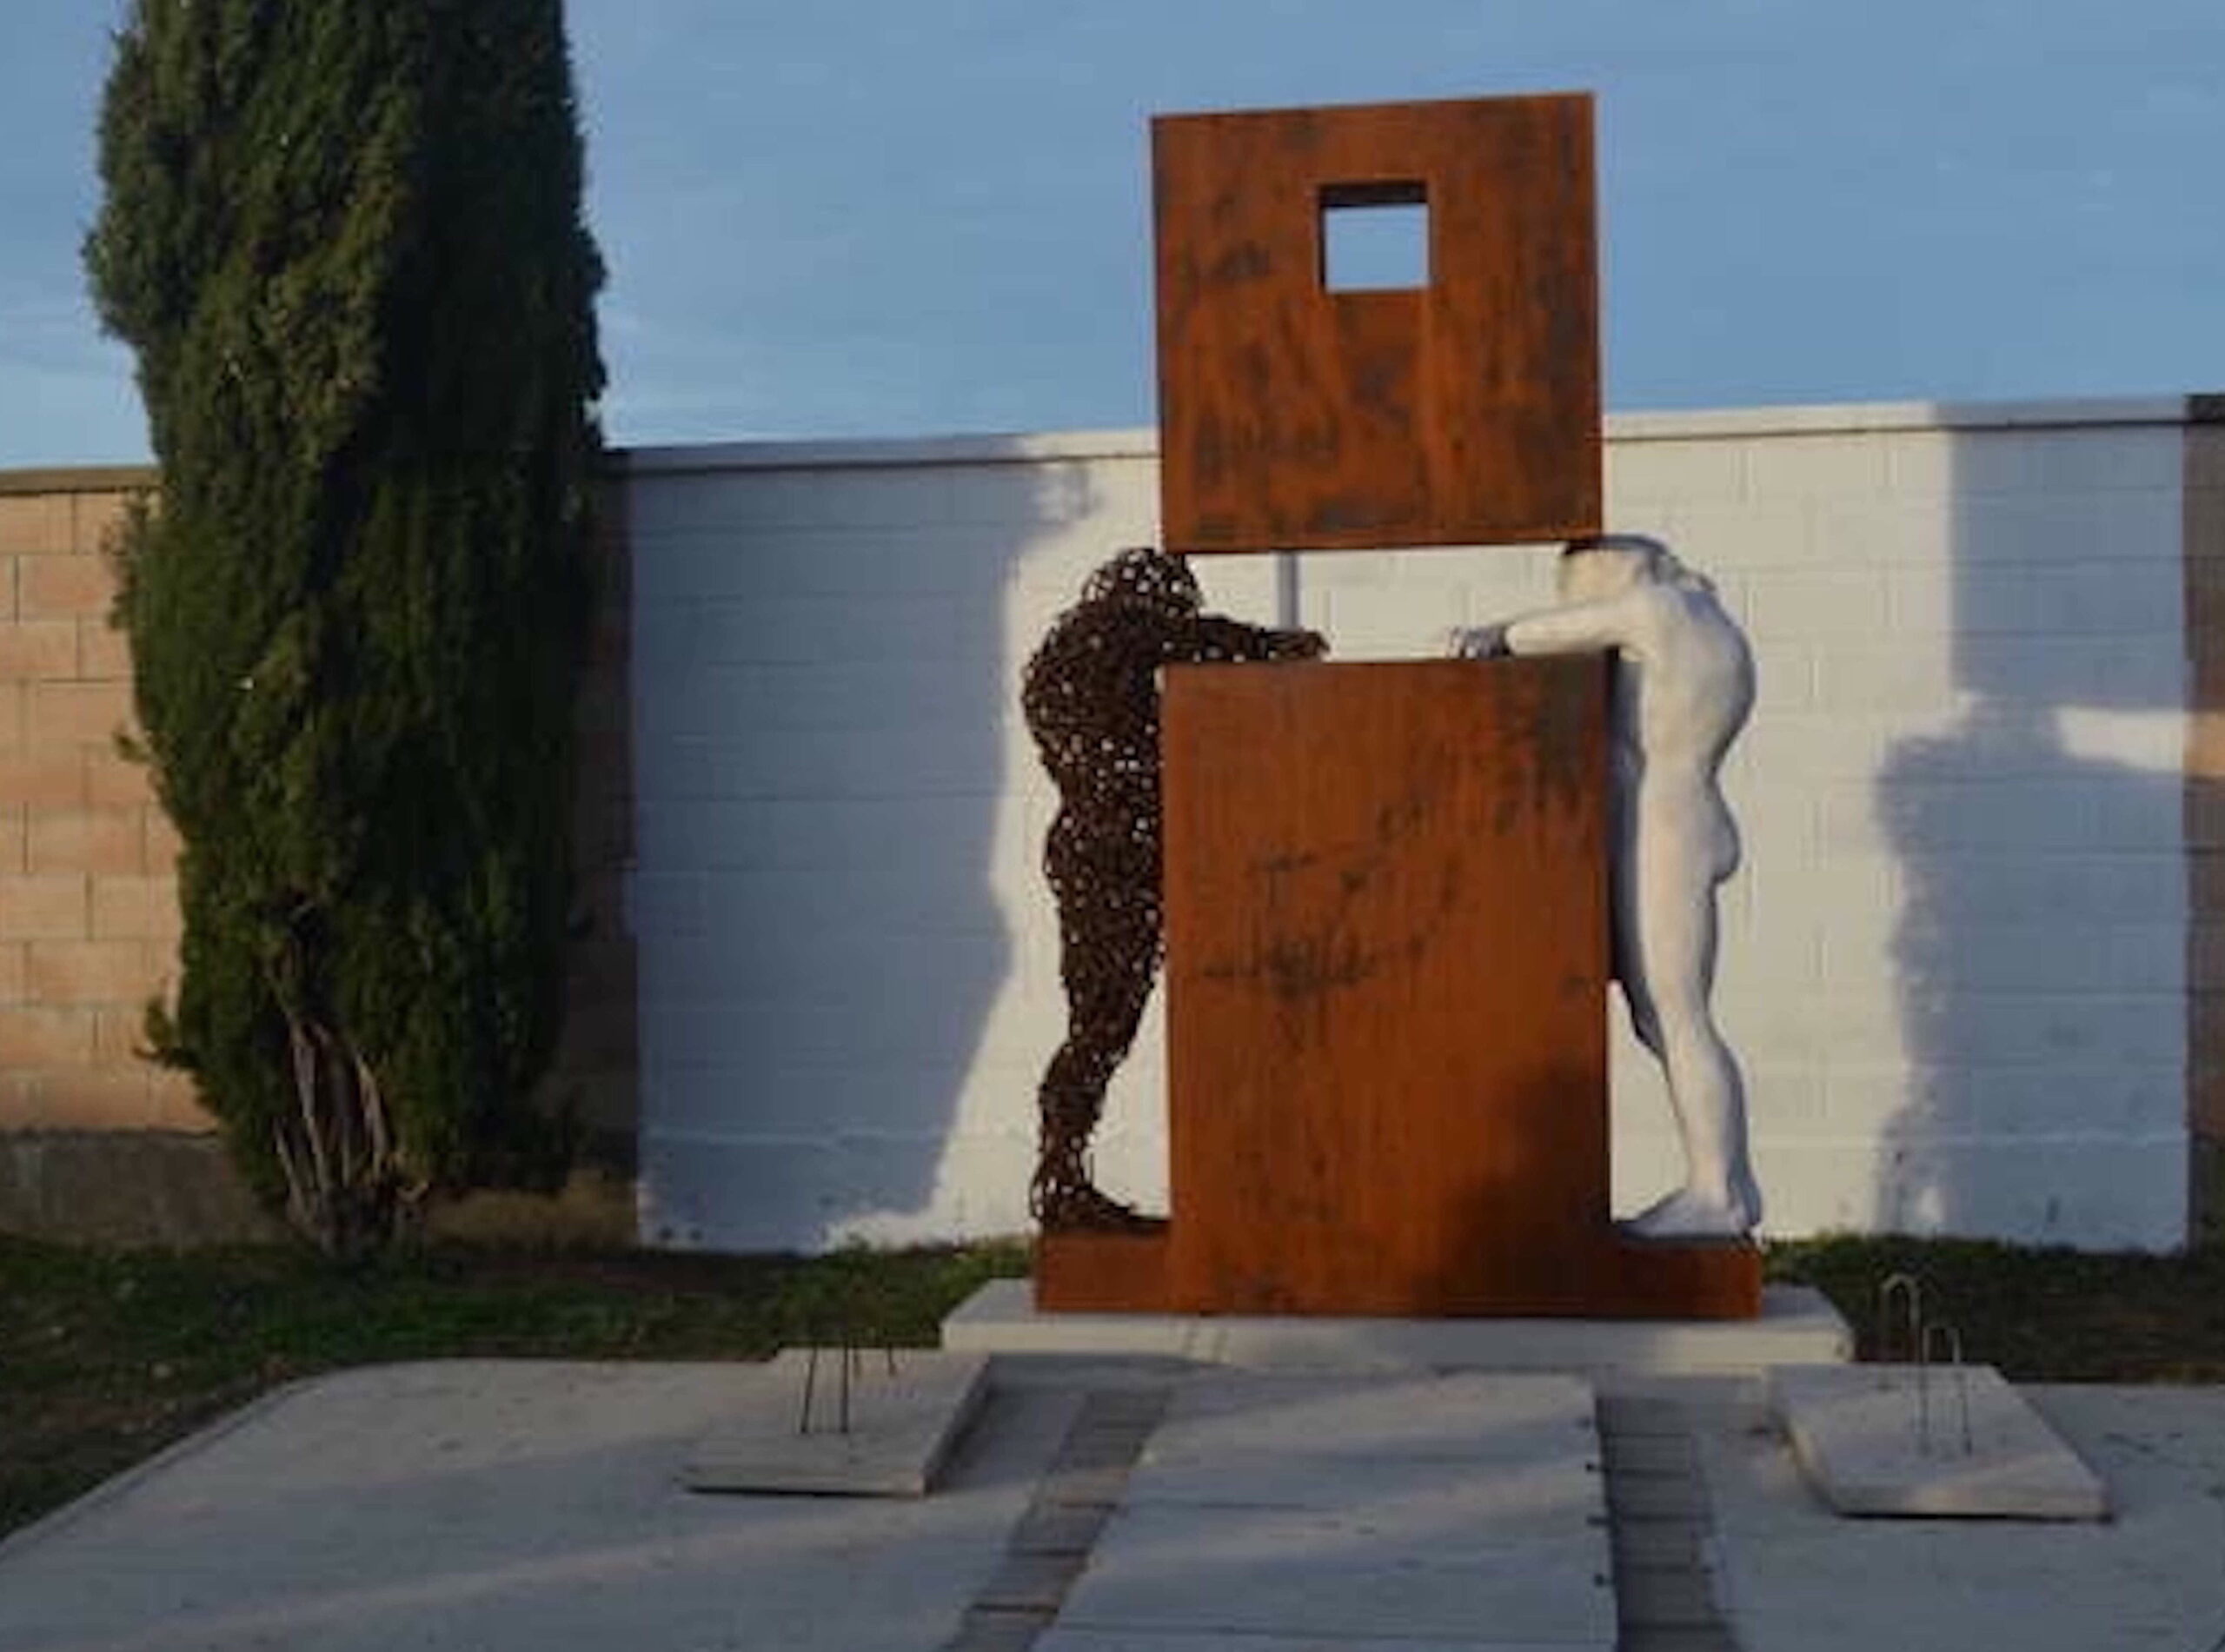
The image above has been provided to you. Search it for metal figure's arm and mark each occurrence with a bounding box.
[1178,614,1328,664]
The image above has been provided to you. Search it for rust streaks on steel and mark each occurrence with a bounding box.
[1152,656,1757,1319]
[1154,93,1601,554]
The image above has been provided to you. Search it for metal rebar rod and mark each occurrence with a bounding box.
[1923,1322,1972,1456]
[1878,1272,1923,1368]
[799,1344,820,1436]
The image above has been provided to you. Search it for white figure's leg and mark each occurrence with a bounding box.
[1621,821,1761,1239]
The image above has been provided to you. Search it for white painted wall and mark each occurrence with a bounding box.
[627,401,2191,1253]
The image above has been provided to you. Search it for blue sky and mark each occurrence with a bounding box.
[3,1,2220,467]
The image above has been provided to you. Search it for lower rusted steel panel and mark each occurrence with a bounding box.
[1152,655,1755,1319]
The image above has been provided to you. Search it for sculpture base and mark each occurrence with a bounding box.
[1034,1224,1761,1321]
[962,1278,1843,1368]
[1035,1221,1172,1314]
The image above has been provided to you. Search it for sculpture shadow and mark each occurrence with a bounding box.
[1872,422,2187,1245]
[630,450,1098,1249]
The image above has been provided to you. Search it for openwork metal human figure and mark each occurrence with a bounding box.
[1453,533,1762,1238]
[1024,547,1326,1230]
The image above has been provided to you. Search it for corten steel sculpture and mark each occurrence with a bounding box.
[1454,534,1762,1237]
[1033,91,1761,1317]
[1154,93,1599,554]
[1023,547,1325,1231]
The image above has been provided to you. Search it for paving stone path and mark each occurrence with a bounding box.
[948,1372,1701,1652]
[1597,1390,1739,1652]
[945,1387,1172,1651]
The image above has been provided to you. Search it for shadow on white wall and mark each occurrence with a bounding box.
[632,448,1109,1249]
[1876,423,2187,1247]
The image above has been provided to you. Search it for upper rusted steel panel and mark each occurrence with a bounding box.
[1154,93,1600,554]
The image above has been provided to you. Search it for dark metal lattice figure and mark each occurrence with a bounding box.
[1023,547,1326,1230]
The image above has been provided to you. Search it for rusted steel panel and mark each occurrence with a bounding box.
[1034,1224,1758,1319]
[1155,656,1756,1319]
[1035,1224,1171,1313]
[1154,93,1601,554]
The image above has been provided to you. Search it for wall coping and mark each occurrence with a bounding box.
[0,463,156,496]
[5,395,2211,491]
[617,395,2207,473]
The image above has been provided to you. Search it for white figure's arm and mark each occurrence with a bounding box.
[1451,591,1651,663]
[1503,590,1648,660]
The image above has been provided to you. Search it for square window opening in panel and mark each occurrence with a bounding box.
[1320,181,1430,292]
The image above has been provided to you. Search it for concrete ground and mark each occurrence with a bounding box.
[2,1357,2222,1652]
[1701,1378,2225,1652]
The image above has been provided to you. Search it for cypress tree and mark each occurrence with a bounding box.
[84,0,606,1256]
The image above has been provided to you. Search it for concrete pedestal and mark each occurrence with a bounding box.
[953,1280,1850,1373]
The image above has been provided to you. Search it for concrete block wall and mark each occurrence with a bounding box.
[3,399,2205,1253]
[629,400,2204,1253]
[0,474,197,1136]
[2186,408,2225,1242]
[1594,404,2189,1247]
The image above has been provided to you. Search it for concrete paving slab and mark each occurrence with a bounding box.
[682,1346,987,1496]
[1055,1371,1614,1649]
[1039,1633,1595,1651]
[1151,1370,1597,1457]
[1770,1363,2109,1519]
[1701,1379,2225,1652]
[948,1284,1205,1357]
[944,1278,1850,1372]
[1129,1455,1607,1536]
[15,1348,2219,1652]
[0,1360,1073,1652]
[1061,1510,1614,1643]
[1130,1372,1600,1514]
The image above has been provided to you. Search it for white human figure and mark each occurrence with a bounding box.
[1451,534,1762,1238]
